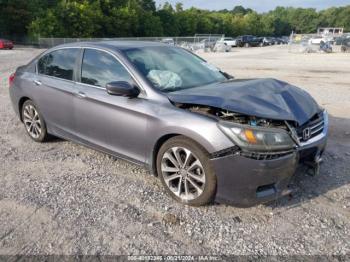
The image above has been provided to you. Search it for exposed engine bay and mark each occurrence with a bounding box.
[175,103,291,129]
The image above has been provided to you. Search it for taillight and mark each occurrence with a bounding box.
[9,72,15,87]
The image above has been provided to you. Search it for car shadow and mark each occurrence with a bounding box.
[45,135,63,143]
[266,113,350,209]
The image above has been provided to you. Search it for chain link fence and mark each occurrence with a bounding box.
[15,32,349,54]
[38,35,225,49]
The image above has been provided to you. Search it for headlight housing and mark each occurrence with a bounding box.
[218,122,296,151]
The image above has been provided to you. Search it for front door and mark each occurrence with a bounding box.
[74,48,148,163]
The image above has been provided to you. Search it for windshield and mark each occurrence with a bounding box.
[122,46,227,92]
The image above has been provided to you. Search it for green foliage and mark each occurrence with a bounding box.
[0,0,349,39]
[231,5,253,15]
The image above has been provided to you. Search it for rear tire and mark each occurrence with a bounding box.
[156,136,216,206]
[21,100,49,142]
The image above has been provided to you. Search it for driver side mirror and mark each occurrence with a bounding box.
[106,81,140,97]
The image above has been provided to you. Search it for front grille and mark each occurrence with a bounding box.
[240,150,294,160]
[297,112,324,142]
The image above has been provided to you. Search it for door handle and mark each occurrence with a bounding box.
[33,80,42,86]
[76,91,86,99]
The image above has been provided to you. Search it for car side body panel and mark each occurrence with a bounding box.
[35,75,78,136]
[74,83,149,163]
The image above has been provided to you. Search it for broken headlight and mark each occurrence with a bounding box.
[218,122,296,151]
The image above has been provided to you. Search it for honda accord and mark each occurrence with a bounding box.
[9,41,328,207]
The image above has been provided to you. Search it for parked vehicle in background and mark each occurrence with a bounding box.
[217,37,237,47]
[236,35,261,47]
[308,36,324,45]
[319,41,332,53]
[308,36,334,45]
[9,41,328,207]
[0,38,14,49]
[340,38,350,52]
[259,37,274,46]
[279,37,289,44]
[273,37,287,45]
[335,34,350,45]
[281,36,290,44]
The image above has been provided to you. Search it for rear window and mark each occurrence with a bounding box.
[38,48,80,81]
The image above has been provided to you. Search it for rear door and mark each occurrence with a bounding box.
[74,48,148,163]
[35,48,81,136]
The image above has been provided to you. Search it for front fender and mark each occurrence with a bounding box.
[144,106,234,169]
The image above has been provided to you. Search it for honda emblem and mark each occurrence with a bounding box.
[303,127,311,140]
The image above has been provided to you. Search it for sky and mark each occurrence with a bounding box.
[155,0,350,12]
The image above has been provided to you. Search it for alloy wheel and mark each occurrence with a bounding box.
[161,146,206,201]
[23,104,42,139]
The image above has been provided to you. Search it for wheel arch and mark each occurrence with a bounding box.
[18,96,31,122]
[151,133,180,176]
[150,133,211,177]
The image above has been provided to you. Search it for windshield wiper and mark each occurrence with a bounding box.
[220,71,235,81]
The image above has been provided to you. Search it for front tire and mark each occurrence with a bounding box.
[21,100,49,142]
[156,136,217,206]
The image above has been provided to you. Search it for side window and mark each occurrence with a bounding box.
[81,49,133,88]
[38,49,79,81]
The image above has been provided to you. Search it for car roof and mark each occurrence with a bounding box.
[51,41,166,51]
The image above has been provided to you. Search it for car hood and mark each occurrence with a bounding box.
[167,78,321,126]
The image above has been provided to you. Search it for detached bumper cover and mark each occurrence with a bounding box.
[212,111,328,207]
[212,152,298,207]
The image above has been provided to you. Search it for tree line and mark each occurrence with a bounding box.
[0,0,349,39]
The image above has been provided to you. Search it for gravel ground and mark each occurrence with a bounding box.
[0,46,349,256]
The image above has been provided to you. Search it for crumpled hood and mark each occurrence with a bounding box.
[167,78,321,126]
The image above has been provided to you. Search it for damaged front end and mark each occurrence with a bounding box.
[176,103,288,128]
[174,103,327,206]
[175,103,298,159]
[176,103,327,175]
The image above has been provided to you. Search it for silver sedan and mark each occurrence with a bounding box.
[9,41,328,207]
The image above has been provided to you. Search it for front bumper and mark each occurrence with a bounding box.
[212,112,328,207]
